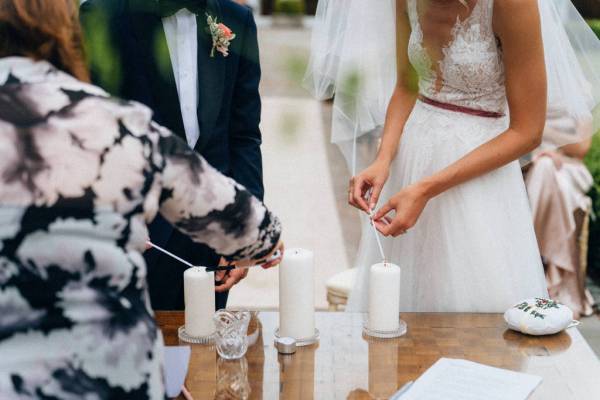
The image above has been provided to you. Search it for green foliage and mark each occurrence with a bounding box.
[81,8,122,94]
[284,54,308,86]
[341,71,362,103]
[153,29,172,81]
[278,111,302,143]
[585,134,600,282]
[588,19,600,39]
[274,0,305,16]
[585,20,600,283]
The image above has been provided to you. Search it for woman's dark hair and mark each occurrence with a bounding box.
[0,0,90,81]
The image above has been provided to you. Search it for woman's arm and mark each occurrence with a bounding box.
[150,122,282,262]
[376,0,419,167]
[349,0,418,212]
[374,0,547,236]
[561,137,593,160]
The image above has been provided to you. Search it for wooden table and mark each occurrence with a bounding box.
[156,312,600,399]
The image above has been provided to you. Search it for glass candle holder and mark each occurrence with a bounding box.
[215,357,251,400]
[213,309,251,360]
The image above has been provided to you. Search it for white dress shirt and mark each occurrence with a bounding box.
[162,8,201,148]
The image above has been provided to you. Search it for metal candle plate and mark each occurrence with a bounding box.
[274,328,320,347]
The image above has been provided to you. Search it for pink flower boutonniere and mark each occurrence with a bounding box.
[207,14,236,58]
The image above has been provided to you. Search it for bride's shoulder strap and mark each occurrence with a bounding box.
[405,0,417,26]
[476,0,495,31]
[486,0,495,16]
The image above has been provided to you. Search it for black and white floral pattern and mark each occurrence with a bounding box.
[0,57,281,399]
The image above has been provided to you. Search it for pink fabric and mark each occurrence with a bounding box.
[525,154,594,318]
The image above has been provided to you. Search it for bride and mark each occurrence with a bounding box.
[306,0,600,312]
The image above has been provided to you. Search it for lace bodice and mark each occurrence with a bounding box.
[407,0,506,114]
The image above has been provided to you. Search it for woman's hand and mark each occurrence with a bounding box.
[535,150,563,169]
[349,161,391,212]
[215,264,249,293]
[224,240,285,269]
[214,241,284,292]
[372,183,430,237]
[259,240,285,269]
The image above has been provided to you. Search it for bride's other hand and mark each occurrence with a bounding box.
[349,161,390,212]
[372,183,429,237]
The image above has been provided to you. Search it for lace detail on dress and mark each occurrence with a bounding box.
[407,0,506,114]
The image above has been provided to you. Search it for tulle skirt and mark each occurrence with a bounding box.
[347,101,549,312]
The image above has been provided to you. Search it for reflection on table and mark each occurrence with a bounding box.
[156,312,600,400]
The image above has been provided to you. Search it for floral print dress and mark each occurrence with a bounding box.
[0,57,281,399]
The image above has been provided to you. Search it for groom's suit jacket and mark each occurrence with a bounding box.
[81,0,263,310]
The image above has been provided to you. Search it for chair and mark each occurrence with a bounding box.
[325,268,357,311]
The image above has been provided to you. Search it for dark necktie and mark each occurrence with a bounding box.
[158,0,206,18]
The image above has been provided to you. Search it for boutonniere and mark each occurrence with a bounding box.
[206,14,236,58]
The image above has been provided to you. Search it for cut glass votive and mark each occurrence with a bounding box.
[213,309,251,360]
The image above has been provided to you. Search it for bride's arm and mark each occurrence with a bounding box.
[376,0,419,167]
[374,0,546,236]
[349,0,418,212]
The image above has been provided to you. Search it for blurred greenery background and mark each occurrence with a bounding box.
[274,0,305,15]
[585,17,600,284]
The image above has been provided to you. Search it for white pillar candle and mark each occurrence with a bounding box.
[279,248,315,339]
[184,267,216,338]
[368,263,401,332]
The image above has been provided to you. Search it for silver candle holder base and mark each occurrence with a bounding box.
[274,328,320,347]
[362,319,407,339]
[178,325,215,345]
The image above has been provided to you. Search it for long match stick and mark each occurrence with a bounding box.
[368,209,386,262]
[364,189,388,262]
[146,241,282,272]
[146,241,195,269]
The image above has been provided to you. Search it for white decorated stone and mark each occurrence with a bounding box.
[504,298,574,336]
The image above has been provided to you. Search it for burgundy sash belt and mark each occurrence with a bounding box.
[418,95,505,119]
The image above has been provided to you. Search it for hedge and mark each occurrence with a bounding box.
[585,20,600,283]
[586,136,600,282]
[274,0,304,15]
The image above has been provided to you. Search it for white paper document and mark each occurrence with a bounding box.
[400,358,542,400]
[163,346,191,398]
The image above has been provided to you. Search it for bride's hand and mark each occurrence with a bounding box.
[372,183,430,237]
[349,161,390,212]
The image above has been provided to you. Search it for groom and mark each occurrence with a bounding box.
[81,0,264,310]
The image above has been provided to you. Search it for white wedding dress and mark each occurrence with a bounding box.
[347,0,549,312]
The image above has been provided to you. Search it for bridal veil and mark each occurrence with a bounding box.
[304,0,600,173]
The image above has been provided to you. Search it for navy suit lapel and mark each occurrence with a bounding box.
[129,1,186,140]
[195,0,225,153]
